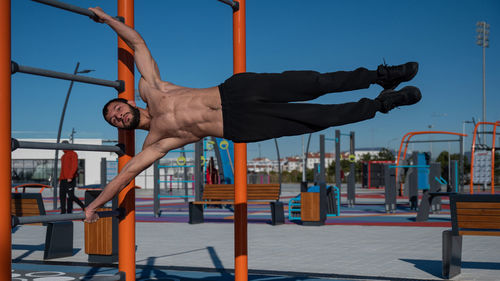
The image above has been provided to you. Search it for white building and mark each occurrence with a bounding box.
[305,152,334,170]
[283,156,301,173]
[247,157,279,173]
[12,138,119,186]
[11,138,201,190]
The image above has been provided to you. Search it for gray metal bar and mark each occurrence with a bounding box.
[100,158,107,188]
[12,210,121,227]
[459,135,464,193]
[153,160,160,217]
[274,138,281,196]
[348,131,356,207]
[194,141,203,201]
[83,272,125,281]
[211,137,225,182]
[319,134,325,185]
[11,61,124,92]
[182,147,188,203]
[32,0,96,17]
[217,0,239,11]
[335,130,341,202]
[384,164,397,213]
[31,0,124,22]
[12,138,125,156]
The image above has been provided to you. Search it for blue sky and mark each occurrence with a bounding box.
[11,0,500,160]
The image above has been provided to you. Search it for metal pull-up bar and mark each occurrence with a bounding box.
[11,138,125,156]
[31,0,124,22]
[87,272,126,281]
[11,61,125,92]
[218,0,240,11]
[12,209,123,227]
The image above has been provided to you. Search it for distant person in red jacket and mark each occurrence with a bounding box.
[59,140,85,214]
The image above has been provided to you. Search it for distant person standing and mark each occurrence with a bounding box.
[59,140,85,213]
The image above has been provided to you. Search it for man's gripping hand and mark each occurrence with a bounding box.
[88,7,113,23]
[84,208,100,223]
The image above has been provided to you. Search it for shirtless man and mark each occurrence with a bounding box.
[84,7,421,222]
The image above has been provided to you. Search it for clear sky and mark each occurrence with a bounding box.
[11,0,500,160]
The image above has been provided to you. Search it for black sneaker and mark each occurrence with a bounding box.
[376,62,419,90]
[376,86,422,113]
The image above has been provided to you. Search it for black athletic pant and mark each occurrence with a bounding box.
[59,179,85,214]
[219,67,381,142]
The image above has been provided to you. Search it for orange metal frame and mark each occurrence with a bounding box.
[4,1,137,280]
[12,183,53,193]
[117,0,136,280]
[232,1,248,281]
[395,131,467,195]
[469,121,499,194]
[5,1,247,280]
[1,0,11,279]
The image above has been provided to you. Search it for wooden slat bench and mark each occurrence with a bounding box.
[442,194,500,279]
[11,193,46,224]
[189,183,284,225]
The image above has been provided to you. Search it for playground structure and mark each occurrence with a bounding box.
[6,0,135,278]
[469,121,500,194]
[3,0,253,280]
[380,131,467,215]
[334,130,356,206]
[395,131,466,194]
[289,134,340,226]
[5,1,500,281]
[152,138,235,217]
[362,160,394,189]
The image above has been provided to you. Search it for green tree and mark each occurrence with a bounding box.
[376,148,395,161]
[436,151,469,185]
[360,153,372,162]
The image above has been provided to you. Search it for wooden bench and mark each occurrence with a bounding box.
[11,192,73,259]
[189,183,284,225]
[442,194,500,279]
[11,193,46,224]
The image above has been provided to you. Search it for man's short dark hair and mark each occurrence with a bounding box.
[102,98,129,125]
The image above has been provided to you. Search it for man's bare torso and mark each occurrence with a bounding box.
[138,78,224,147]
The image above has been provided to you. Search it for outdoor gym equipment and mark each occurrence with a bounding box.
[11,61,124,92]
[4,0,136,279]
[384,151,459,216]
[334,129,356,206]
[11,138,125,156]
[12,209,122,227]
[469,121,499,194]
[153,143,202,217]
[3,0,250,280]
[292,134,340,226]
[395,131,467,196]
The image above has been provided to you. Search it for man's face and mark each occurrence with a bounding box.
[105,101,140,130]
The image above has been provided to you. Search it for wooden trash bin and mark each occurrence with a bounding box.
[84,190,118,263]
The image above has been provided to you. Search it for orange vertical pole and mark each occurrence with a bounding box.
[470,123,480,194]
[491,123,498,194]
[118,0,136,280]
[233,1,247,281]
[0,1,11,280]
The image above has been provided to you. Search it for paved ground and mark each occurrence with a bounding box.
[11,186,500,280]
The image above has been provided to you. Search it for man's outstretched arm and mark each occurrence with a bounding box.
[89,7,161,88]
[84,138,189,222]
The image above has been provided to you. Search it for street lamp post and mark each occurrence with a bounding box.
[51,62,94,209]
[476,21,490,144]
